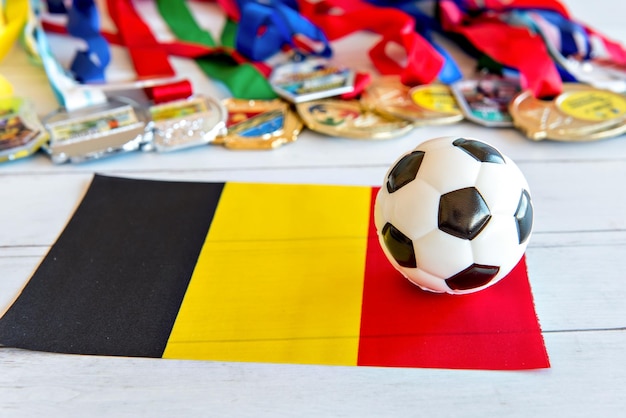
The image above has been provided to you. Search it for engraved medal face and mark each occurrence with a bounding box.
[451,76,521,127]
[0,97,47,163]
[361,76,463,125]
[146,96,227,152]
[43,98,147,164]
[509,83,626,141]
[218,99,303,149]
[270,58,355,103]
[296,99,414,140]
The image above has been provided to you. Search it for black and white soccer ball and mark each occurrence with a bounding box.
[374,136,533,295]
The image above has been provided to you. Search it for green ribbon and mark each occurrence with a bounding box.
[155,0,276,99]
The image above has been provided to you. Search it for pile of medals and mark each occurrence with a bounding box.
[5,0,626,164]
[5,56,626,164]
[0,92,304,164]
[278,62,626,142]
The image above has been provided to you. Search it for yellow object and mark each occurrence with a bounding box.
[0,0,30,97]
[411,84,461,114]
[557,90,626,122]
[164,182,372,365]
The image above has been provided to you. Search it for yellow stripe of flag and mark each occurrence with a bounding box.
[163,182,372,365]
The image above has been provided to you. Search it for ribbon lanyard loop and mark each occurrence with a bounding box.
[367,0,462,84]
[155,0,276,99]
[105,0,192,103]
[236,0,332,61]
[297,0,445,86]
[29,0,108,110]
[67,0,110,83]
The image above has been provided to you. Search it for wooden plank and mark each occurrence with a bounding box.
[0,331,624,416]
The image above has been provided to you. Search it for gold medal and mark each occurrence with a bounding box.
[0,97,48,163]
[218,99,302,150]
[509,83,626,141]
[361,76,463,125]
[296,99,414,140]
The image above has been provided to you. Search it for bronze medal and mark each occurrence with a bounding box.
[361,76,462,125]
[509,83,626,141]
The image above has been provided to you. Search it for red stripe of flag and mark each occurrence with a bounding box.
[358,187,550,369]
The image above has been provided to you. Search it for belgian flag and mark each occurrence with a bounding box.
[0,175,549,369]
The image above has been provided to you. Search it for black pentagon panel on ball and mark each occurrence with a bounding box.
[386,151,425,193]
[453,138,505,164]
[381,222,417,268]
[439,187,491,240]
[515,189,533,244]
[445,263,500,291]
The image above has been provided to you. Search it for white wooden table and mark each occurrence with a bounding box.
[1,1,625,416]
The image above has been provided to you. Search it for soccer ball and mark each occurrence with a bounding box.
[374,136,533,295]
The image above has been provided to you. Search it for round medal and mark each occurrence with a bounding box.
[361,76,463,125]
[218,99,302,149]
[509,83,626,141]
[296,99,414,140]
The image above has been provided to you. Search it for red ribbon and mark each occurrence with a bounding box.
[467,0,571,16]
[102,0,194,102]
[41,15,273,79]
[583,25,626,66]
[297,0,445,86]
[439,0,562,98]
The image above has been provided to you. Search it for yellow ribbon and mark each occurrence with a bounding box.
[0,0,30,97]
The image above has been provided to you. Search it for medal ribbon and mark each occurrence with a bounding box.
[296,0,445,86]
[440,0,626,97]
[105,0,192,103]
[216,0,371,98]
[44,0,67,14]
[507,7,626,84]
[0,0,29,97]
[506,9,587,83]
[30,0,108,110]
[438,0,563,98]
[66,0,111,83]
[235,0,332,61]
[154,0,276,99]
[366,0,462,84]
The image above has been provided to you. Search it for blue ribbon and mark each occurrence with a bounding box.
[235,0,331,61]
[507,9,590,83]
[66,0,111,83]
[45,0,67,14]
[30,4,107,110]
[526,10,591,60]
